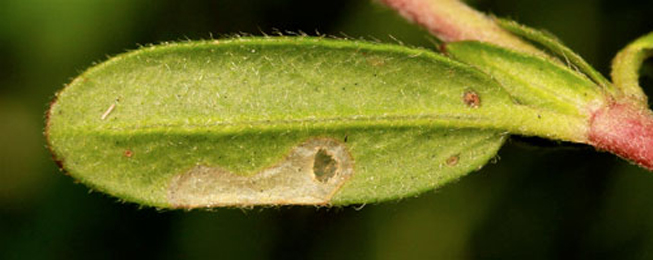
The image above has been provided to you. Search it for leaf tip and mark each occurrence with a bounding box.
[44,92,65,171]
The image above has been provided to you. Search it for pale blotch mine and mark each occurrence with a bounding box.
[167,138,354,208]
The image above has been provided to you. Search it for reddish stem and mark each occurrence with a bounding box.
[589,102,653,170]
[380,0,461,42]
[380,0,542,55]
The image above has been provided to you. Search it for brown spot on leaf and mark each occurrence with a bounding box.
[168,138,354,208]
[446,155,459,166]
[53,158,65,169]
[463,90,481,108]
[438,43,448,54]
[124,150,133,158]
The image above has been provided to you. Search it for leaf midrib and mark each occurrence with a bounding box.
[59,106,587,139]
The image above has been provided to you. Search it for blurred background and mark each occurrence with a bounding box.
[1,0,653,259]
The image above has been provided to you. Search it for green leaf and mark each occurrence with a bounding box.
[46,37,586,208]
[495,18,615,92]
[611,32,653,105]
[445,40,607,122]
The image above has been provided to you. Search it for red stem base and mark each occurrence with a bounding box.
[589,102,653,170]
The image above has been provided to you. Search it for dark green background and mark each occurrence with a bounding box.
[2,0,653,259]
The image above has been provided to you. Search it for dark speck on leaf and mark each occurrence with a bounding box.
[463,90,481,108]
[446,155,459,166]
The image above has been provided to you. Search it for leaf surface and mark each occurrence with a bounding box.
[496,18,614,91]
[445,40,606,126]
[47,37,581,208]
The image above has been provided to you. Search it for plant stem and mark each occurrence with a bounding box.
[380,0,541,55]
[589,101,653,170]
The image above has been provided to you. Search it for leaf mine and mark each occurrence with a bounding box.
[168,138,354,208]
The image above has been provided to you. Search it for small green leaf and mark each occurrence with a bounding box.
[611,32,653,105]
[47,37,587,208]
[496,18,614,92]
